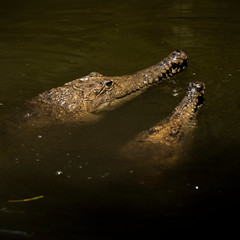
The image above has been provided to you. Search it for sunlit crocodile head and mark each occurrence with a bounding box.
[38,50,188,113]
[123,81,205,156]
[121,81,205,175]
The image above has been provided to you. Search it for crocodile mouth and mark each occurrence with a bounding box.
[164,60,188,78]
[196,93,204,110]
[123,50,189,93]
[158,50,188,79]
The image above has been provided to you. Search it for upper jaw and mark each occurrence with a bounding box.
[157,50,188,80]
[168,50,188,67]
[171,50,188,62]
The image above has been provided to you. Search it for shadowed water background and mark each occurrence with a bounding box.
[0,0,240,239]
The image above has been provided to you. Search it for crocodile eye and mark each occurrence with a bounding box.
[97,80,114,96]
[105,81,113,88]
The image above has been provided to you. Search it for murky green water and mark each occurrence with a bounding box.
[0,0,240,239]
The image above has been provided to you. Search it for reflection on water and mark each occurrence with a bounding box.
[0,0,240,238]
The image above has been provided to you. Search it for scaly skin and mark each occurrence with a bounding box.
[122,82,205,162]
[28,50,188,122]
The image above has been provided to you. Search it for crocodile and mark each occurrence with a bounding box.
[121,81,205,174]
[27,50,188,123]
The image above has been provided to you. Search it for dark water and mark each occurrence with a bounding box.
[0,0,240,239]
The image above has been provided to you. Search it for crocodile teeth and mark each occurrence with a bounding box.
[148,78,154,84]
[164,65,170,71]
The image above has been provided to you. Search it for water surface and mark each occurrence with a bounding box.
[0,0,240,239]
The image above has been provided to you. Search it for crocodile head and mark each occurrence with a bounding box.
[39,50,188,113]
[121,81,205,162]
[128,81,205,147]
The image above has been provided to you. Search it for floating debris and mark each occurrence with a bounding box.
[101,172,110,178]
[8,195,44,203]
[173,89,178,97]
[0,228,29,237]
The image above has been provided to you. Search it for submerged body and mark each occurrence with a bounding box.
[28,50,188,122]
[122,82,205,170]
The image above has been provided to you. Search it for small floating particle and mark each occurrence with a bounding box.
[101,172,110,178]
[87,177,92,180]
[195,186,199,190]
[173,89,178,97]
[129,170,134,174]
[56,171,63,175]
[24,112,31,118]
[38,135,42,139]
